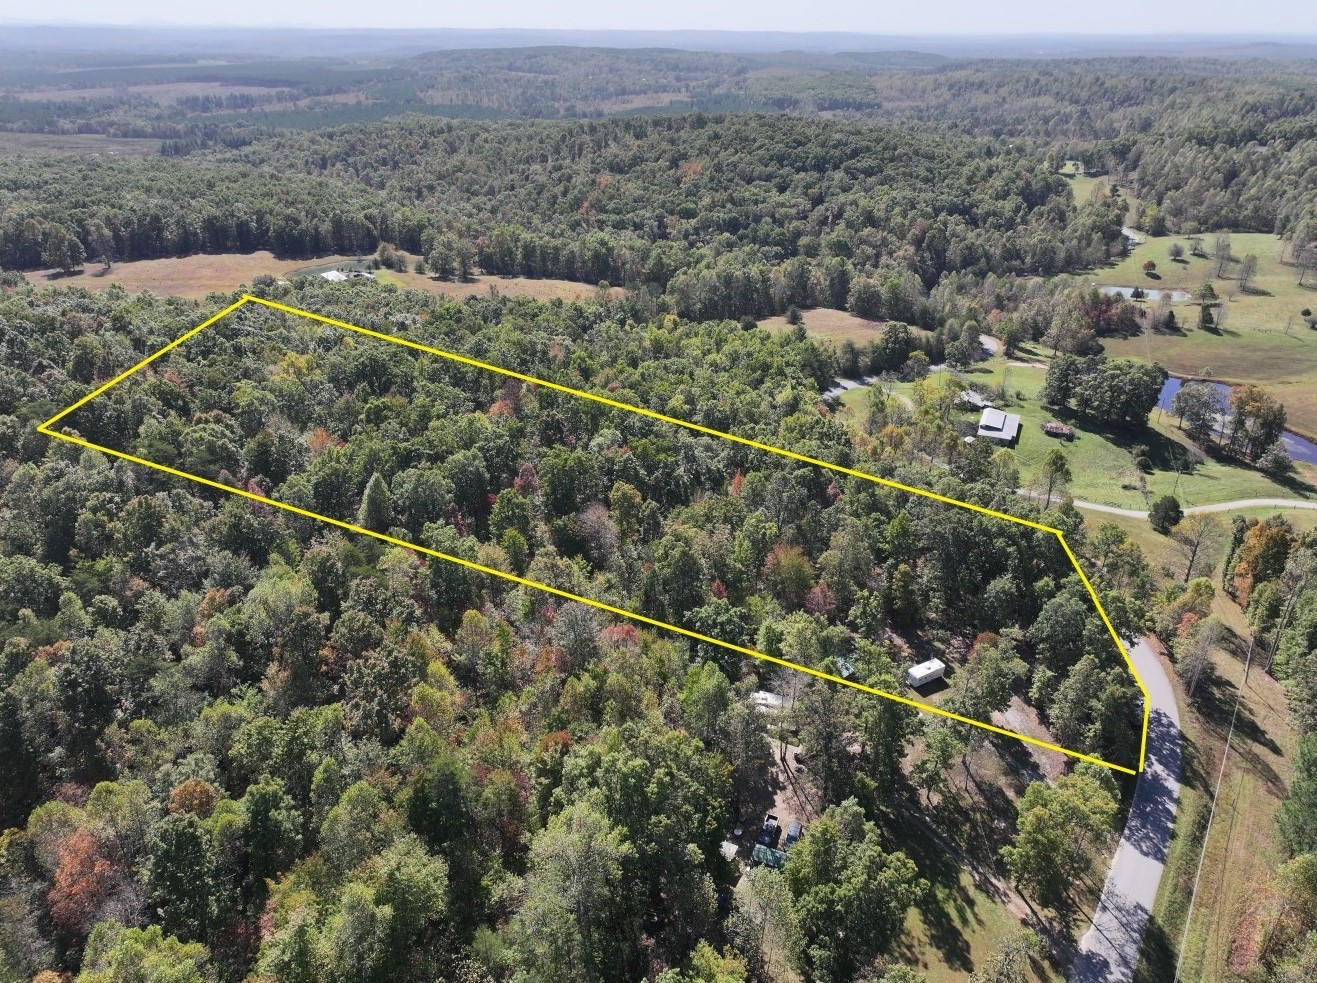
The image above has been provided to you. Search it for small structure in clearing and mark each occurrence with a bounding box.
[319,268,376,282]
[977,406,1022,445]
[1043,421,1075,440]
[959,389,994,410]
[906,658,948,688]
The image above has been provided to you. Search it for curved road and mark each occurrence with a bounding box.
[1030,494,1317,519]
[1070,639,1182,983]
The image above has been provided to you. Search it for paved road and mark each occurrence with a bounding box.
[1022,491,1317,519]
[1070,639,1182,983]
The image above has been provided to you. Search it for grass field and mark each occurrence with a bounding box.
[22,252,356,297]
[0,131,162,156]
[21,252,625,303]
[371,263,626,302]
[839,360,1313,511]
[1059,161,1105,207]
[1096,231,1317,438]
[759,307,889,345]
[1079,509,1304,982]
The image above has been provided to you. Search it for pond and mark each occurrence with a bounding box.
[1157,377,1317,466]
[1101,286,1193,302]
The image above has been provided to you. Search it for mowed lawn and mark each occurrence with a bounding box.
[1095,232,1317,438]
[841,360,1311,511]
[1079,510,1304,982]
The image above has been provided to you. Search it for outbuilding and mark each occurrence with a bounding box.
[906,658,948,688]
[977,407,1022,445]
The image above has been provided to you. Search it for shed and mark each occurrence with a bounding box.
[1043,421,1074,440]
[719,840,739,862]
[751,690,787,713]
[906,658,948,688]
[959,390,993,410]
[977,407,1021,445]
[751,844,788,869]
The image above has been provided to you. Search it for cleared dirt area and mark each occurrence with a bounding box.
[21,252,627,303]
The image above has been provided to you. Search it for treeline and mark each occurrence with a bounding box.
[0,281,1147,982]
[1,114,1129,324]
[1188,514,1317,980]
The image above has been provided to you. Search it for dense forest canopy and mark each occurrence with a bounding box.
[5,34,1317,983]
[0,278,1149,981]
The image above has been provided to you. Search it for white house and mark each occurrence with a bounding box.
[976,406,1021,445]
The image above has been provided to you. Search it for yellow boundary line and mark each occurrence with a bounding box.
[36,295,1149,776]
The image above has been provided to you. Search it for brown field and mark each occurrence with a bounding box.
[373,266,626,302]
[23,252,357,298]
[6,81,275,102]
[22,252,626,303]
[759,307,888,345]
[0,131,161,156]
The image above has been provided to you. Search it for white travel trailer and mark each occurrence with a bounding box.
[906,658,948,688]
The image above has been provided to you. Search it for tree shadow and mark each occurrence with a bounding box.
[886,807,986,974]
[1131,913,1177,983]
[1118,709,1181,864]
[1145,272,1163,281]
[1185,669,1285,796]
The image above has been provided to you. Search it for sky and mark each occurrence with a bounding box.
[7,0,1317,35]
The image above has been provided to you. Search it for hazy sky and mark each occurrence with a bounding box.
[10,0,1317,35]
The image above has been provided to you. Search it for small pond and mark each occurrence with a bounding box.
[1101,286,1193,302]
[1157,377,1317,466]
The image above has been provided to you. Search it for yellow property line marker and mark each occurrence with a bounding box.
[37,294,1149,776]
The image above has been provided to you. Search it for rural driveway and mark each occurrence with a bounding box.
[1069,639,1181,983]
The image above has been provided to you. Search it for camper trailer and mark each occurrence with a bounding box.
[906,658,947,688]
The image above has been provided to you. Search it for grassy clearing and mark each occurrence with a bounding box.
[1077,511,1302,983]
[0,131,162,156]
[372,265,625,302]
[1060,164,1104,207]
[891,747,1093,982]
[20,252,624,303]
[839,360,1312,510]
[1095,231,1317,437]
[760,307,889,346]
[21,251,360,297]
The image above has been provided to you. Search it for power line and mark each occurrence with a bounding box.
[1173,635,1252,982]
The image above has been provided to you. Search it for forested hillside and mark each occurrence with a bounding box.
[0,114,1127,325]
[5,33,1317,983]
[0,279,1149,981]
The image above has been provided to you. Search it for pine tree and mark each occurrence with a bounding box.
[357,472,393,532]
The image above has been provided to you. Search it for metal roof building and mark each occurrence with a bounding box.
[976,407,1022,444]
